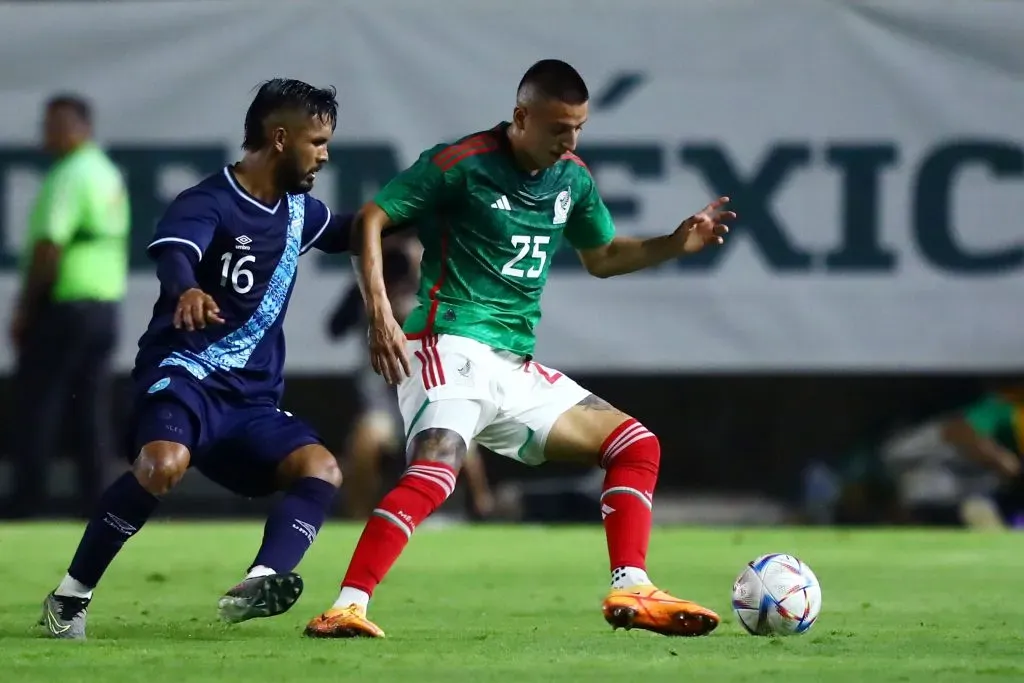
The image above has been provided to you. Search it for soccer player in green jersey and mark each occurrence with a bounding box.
[306,60,735,639]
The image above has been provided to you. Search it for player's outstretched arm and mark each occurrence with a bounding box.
[300,203,416,256]
[941,416,1021,479]
[351,144,451,383]
[576,197,735,278]
[352,202,411,385]
[301,209,354,255]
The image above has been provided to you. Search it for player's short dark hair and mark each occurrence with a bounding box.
[516,60,589,105]
[243,78,339,151]
[45,93,92,125]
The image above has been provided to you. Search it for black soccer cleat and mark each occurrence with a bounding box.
[39,591,90,640]
[217,572,304,624]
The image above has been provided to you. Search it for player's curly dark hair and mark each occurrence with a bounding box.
[517,59,589,105]
[242,78,339,152]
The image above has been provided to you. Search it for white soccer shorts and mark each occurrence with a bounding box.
[397,334,589,465]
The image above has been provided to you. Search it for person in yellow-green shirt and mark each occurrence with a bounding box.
[7,94,130,518]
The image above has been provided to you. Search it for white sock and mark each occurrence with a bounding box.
[246,565,276,580]
[334,586,370,611]
[55,574,94,599]
[611,566,652,589]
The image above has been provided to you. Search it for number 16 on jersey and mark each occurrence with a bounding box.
[220,253,256,294]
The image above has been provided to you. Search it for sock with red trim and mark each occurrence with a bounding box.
[334,460,456,610]
[599,419,660,590]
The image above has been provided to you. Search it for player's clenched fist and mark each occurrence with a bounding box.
[675,196,737,254]
[174,288,225,331]
[368,311,411,386]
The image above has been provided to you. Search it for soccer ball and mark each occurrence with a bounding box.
[731,553,821,636]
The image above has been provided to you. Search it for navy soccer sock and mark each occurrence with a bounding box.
[66,472,160,590]
[249,477,338,575]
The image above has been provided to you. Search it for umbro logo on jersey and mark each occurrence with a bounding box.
[490,195,512,211]
[235,235,253,251]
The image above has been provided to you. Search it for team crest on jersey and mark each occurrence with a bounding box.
[148,377,171,394]
[553,187,571,225]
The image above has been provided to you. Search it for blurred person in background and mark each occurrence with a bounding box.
[903,381,1024,528]
[327,232,494,520]
[6,94,130,518]
[802,381,1024,528]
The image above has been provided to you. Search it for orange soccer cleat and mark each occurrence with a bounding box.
[303,604,385,639]
[602,584,720,637]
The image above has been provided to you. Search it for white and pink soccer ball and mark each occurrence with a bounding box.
[732,553,821,636]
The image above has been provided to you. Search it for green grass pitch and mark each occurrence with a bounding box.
[1,523,1022,682]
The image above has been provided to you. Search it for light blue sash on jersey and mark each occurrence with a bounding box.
[159,194,304,381]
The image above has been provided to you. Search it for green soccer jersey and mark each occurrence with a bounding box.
[374,124,615,356]
[963,394,1023,454]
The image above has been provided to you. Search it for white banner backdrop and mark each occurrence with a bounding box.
[0,0,1022,372]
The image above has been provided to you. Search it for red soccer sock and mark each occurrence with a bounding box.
[599,419,660,572]
[341,460,456,595]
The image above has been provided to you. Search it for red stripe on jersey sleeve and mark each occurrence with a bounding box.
[432,132,500,171]
[437,143,498,171]
[560,151,589,171]
[433,133,489,164]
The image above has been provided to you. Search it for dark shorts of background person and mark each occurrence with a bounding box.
[127,369,323,498]
[9,300,118,515]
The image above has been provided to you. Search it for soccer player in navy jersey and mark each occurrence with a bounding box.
[39,79,358,639]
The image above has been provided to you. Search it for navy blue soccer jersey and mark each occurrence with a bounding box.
[134,166,351,402]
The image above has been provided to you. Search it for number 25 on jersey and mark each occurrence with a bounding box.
[501,235,551,279]
[220,253,256,294]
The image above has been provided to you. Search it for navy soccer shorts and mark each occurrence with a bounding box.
[127,370,323,497]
